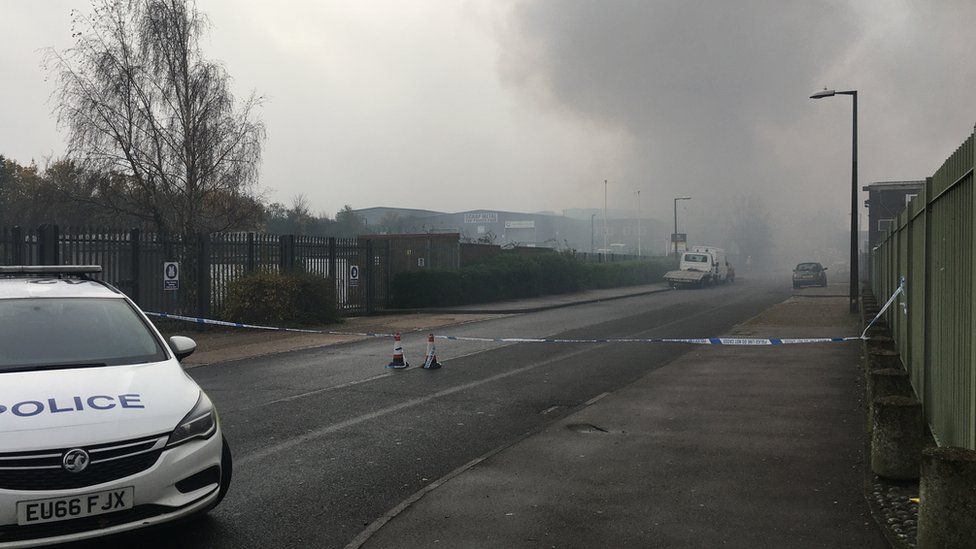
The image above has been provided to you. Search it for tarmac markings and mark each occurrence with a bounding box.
[237,344,602,469]
[240,344,513,412]
[585,392,611,406]
[240,301,734,468]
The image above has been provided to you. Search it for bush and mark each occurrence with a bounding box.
[222,271,339,326]
[580,257,675,289]
[391,254,676,308]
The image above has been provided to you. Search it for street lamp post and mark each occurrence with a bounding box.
[673,196,692,260]
[603,180,609,257]
[636,190,641,257]
[590,213,596,254]
[810,88,859,313]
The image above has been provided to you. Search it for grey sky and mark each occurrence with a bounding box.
[3,1,976,233]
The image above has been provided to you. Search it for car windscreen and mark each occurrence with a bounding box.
[795,263,820,272]
[0,298,167,372]
[683,253,710,263]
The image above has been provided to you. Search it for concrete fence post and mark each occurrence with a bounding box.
[865,322,890,338]
[917,447,976,549]
[868,368,913,428]
[867,348,902,371]
[871,395,923,479]
[869,368,912,399]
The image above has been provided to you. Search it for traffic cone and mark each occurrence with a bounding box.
[386,332,409,369]
[422,333,442,370]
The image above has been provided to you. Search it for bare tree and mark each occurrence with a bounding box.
[290,193,312,234]
[46,0,265,236]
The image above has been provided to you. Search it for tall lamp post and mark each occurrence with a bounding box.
[636,190,641,257]
[673,196,691,260]
[590,213,596,254]
[810,88,859,313]
[603,180,609,255]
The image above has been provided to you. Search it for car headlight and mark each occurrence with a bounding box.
[167,391,217,447]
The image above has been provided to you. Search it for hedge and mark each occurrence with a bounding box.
[222,271,340,326]
[391,254,675,308]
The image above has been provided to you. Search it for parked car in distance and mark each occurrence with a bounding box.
[793,262,827,288]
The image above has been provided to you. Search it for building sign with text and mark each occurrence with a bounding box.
[464,212,498,224]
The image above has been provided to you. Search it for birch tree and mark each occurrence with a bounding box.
[47,0,265,235]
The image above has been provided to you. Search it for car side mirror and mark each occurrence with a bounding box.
[169,336,197,361]
[823,267,828,271]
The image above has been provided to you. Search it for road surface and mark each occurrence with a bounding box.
[70,277,790,548]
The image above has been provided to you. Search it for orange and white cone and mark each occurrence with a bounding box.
[386,332,409,369]
[422,333,442,370]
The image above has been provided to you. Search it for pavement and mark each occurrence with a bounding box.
[384,282,671,314]
[358,284,886,548]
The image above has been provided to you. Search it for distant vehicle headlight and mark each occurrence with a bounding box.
[167,391,217,447]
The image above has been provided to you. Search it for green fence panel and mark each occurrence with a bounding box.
[871,130,975,449]
[908,189,927,403]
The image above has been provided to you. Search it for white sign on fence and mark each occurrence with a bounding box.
[350,265,360,287]
[163,262,179,291]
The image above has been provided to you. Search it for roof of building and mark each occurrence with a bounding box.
[362,232,461,240]
[353,206,446,219]
[862,180,925,192]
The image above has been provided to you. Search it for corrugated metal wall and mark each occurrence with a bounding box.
[872,130,975,449]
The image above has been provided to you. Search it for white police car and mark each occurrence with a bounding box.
[0,266,231,547]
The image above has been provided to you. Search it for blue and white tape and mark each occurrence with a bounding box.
[145,311,396,338]
[146,284,903,346]
[860,279,904,339]
[144,312,863,346]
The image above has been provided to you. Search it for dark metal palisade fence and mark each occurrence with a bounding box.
[0,226,390,318]
[871,128,975,450]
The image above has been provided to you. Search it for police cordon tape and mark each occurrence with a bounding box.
[860,277,904,339]
[144,310,860,345]
[143,282,904,347]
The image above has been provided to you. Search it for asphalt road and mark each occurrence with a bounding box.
[71,277,791,548]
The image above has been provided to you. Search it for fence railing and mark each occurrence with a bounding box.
[574,251,659,263]
[871,128,975,450]
[0,226,390,319]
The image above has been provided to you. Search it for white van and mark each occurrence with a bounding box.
[665,245,733,288]
[689,246,730,283]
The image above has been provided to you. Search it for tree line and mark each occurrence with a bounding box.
[0,154,372,238]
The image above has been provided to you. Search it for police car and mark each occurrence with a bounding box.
[0,266,231,547]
